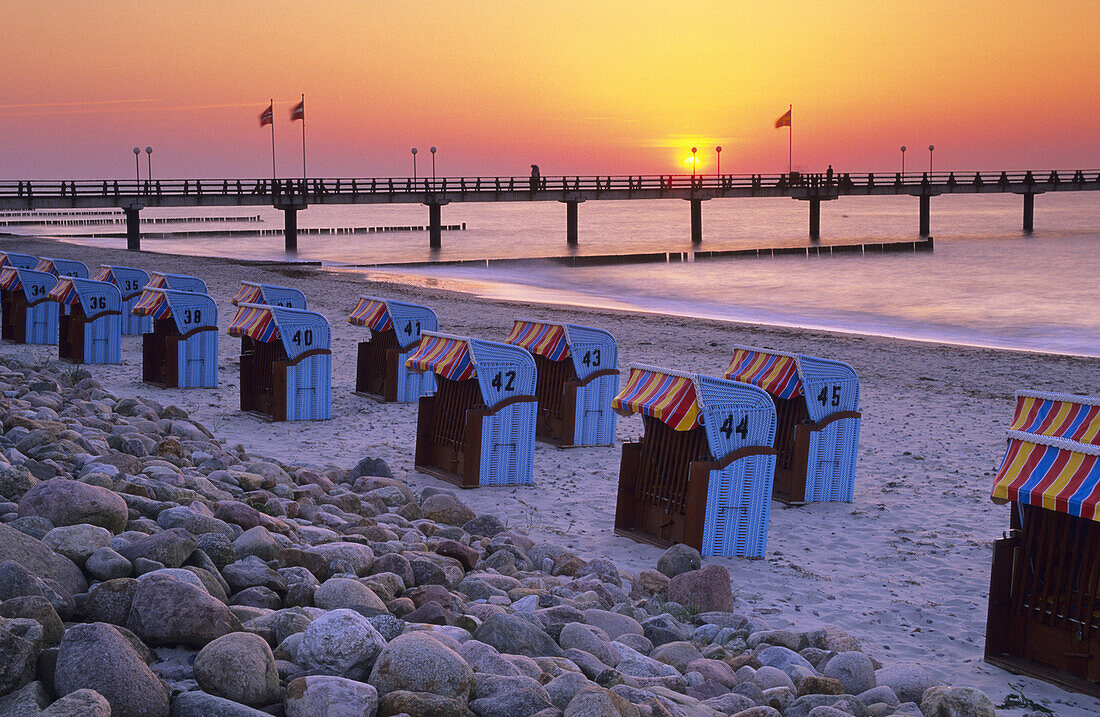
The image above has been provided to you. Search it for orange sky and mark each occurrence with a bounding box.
[2,1,1098,178]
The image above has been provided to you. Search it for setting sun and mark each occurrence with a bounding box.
[683,155,700,170]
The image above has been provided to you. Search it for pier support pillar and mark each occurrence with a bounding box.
[919,194,931,237]
[281,205,299,253]
[428,203,442,249]
[808,199,821,241]
[123,206,141,252]
[690,199,703,244]
[1023,193,1034,233]
[565,201,579,245]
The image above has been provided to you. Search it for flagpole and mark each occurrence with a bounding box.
[300,94,306,181]
[269,99,277,182]
[788,104,792,175]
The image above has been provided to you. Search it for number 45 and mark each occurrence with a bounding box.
[817,385,841,407]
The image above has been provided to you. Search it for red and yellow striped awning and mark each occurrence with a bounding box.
[612,365,700,431]
[506,320,570,361]
[1010,393,1100,447]
[348,297,392,331]
[47,277,77,304]
[0,267,21,291]
[227,304,278,342]
[131,290,170,319]
[231,283,264,306]
[405,333,475,381]
[93,267,112,282]
[991,433,1100,521]
[724,348,803,400]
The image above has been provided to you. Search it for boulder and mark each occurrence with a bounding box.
[874,663,938,704]
[40,689,111,717]
[0,596,64,647]
[118,528,196,569]
[474,612,564,658]
[313,577,388,612]
[308,542,375,576]
[0,617,43,696]
[666,564,735,613]
[369,631,474,701]
[420,494,475,526]
[564,686,640,717]
[297,609,386,679]
[170,691,272,716]
[53,622,170,717]
[0,524,87,596]
[377,690,469,717]
[920,686,996,717]
[285,675,379,717]
[18,479,127,534]
[126,573,240,647]
[194,632,280,708]
[84,547,132,581]
[656,544,701,578]
[821,651,876,695]
[0,680,49,715]
[467,674,554,716]
[42,525,112,565]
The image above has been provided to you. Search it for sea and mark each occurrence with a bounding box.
[16,191,1100,357]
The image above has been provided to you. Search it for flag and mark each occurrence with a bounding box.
[774,108,791,129]
[290,99,304,121]
[259,102,273,127]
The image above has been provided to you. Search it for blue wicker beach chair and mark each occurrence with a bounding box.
[0,251,39,270]
[132,288,218,388]
[147,271,208,293]
[228,303,332,421]
[505,319,619,447]
[724,345,861,505]
[349,296,438,403]
[231,281,307,310]
[94,266,151,335]
[34,257,89,279]
[985,391,1100,696]
[612,364,778,558]
[406,331,536,488]
[0,267,58,345]
[48,277,122,364]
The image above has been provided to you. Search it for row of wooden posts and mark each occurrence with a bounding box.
[1,249,1098,697]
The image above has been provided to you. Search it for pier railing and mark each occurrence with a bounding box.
[2,170,1099,206]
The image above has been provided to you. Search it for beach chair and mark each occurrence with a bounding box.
[349,296,438,402]
[985,391,1100,697]
[231,281,307,309]
[132,288,218,388]
[505,319,619,447]
[0,251,39,270]
[227,303,332,421]
[94,266,151,335]
[0,267,59,345]
[612,365,778,558]
[723,345,861,505]
[34,257,89,279]
[47,277,122,364]
[146,271,207,293]
[406,332,536,487]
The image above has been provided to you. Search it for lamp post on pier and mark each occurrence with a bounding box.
[145,147,153,182]
[132,147,140,185]
[411,148,418,180]
[715,146,722,178]
[900,146,906,179]
[928,145,935,175]
[691,146,697,179]
[430,146,437,182]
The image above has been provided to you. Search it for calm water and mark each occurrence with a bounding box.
[32,192,1100,356]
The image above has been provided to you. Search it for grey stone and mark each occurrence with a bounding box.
[84,547,133,581]
[314,577,388,612]
[40,688,112,717]
[458,639,524,677]
[156,507,235,539]
[221,558,286,593]
[169,691,272,716]
[785,694,870,717]
[0,596,64,647]
[307,542,375,576]
[118,528,196,569]
[874,663,937,704]
[42,525,112,565]
[232,526,277,562]
[474,612,564,658]
[298,609,386,679]
[0,680,49,715]
[194,632,280,708]
[0,524,87,595]
[126,573,240,647]
[18,479,128,534]
[545,671,592,710]
[468,673,554,716]
[285,675,379,717]
[666,564,735,613]
[821,651,876,695]
[54,622,170,717]
[563,686,639,717]
[0,617,43,696]
[559,623,620,667]
[656,544,701,578]
[369,630,474,701]
[421,493,475,526]
[919,686,995,717]
[581,609,643,641]
[82,579,137,626]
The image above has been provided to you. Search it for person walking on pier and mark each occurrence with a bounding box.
[530,164,541,192]
[826,165,834,187]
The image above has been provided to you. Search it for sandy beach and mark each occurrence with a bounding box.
[4,234,1099,715]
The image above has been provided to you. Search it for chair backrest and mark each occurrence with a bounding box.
[96,266,150,300]
[35,257,89,278]
[133,288,217,334]
[507,319,618,381]
[350,296,438,350]
[407,331,535,408]
[0,252,38,270]
[724,345,859,422]
[232,281,307,310]
[0,267,57,302]
[48,277,121,316]
[148,272,207,293]
[228,303,330,360]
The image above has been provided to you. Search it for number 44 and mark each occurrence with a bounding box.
[719,415,749,440]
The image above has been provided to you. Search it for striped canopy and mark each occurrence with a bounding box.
[47,277,77,304]
[93,267,112,282]
[612,365,700,431]
[231,283,264,306]
[348,297,393,331]
[146,274,167,288]
[1010,392,1100,447]
[506,320,570,361]
[227,304,279,343]
[724,348,803,400]
[131,290,171,319]
[0,267,21,292]
[405,333,475,381]
[991,432,1100,522]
